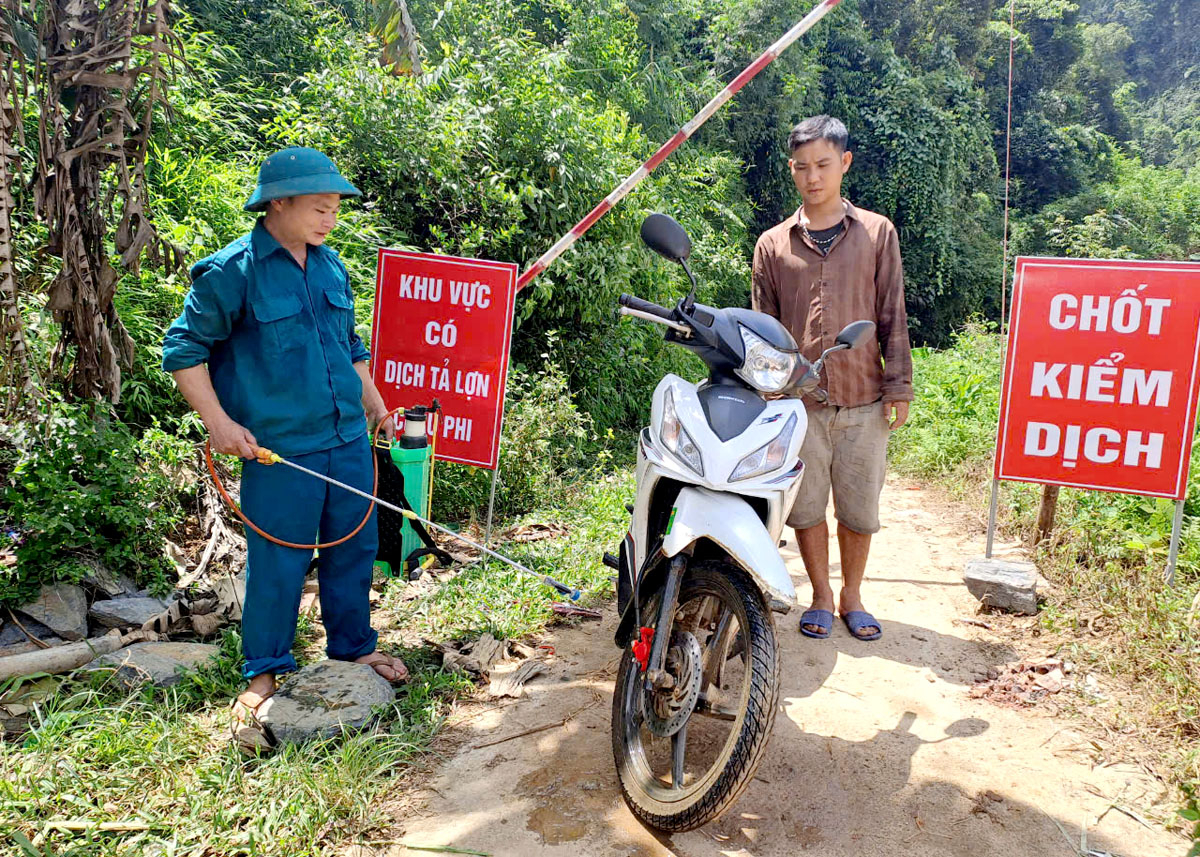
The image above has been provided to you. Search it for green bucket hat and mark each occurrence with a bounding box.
[244,147,362,212]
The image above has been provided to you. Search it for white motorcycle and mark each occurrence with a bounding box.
[605,213,874,831]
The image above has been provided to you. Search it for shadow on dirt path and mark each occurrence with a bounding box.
[387,482,1184,857]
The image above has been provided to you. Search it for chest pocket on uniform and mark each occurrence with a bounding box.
[251,294,306,354]
[322,287,354,344]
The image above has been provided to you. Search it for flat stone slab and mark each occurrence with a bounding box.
[964,558,1039,615]
[259,660,395,745]
[89,596,167,629]
[92,642,220,687]
[79,560,139,598]
[17,583,88,641]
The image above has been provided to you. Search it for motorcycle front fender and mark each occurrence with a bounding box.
[662,486,796,606]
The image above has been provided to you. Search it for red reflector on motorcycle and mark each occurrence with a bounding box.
[632,627,654,671]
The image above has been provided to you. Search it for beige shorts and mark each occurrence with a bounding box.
[788,401,890,534]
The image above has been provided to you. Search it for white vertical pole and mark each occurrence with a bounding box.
[484,460,501,548]
[986,479,1000,558]
[484,356,512,549]
[1165,498,1185,587]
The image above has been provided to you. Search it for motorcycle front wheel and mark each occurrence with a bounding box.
[611,559,780,832]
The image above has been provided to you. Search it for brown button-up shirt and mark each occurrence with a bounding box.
[752,200,913,407]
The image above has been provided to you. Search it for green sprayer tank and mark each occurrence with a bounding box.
[373,406,432,578]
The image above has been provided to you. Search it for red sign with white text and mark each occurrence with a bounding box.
[995,257,1200,499]
[370,250,517,469]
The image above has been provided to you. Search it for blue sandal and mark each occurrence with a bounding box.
[841,610,882,641]
[799,609,834,639]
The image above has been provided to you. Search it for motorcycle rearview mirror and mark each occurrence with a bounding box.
[640,213,691,262]
[811,320,877,377]
[835,319,876,350]
[641,213,699,311]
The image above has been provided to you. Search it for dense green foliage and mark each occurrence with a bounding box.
[1015,151,1200,258]
[889,325,1005,479]
[431,359,608,521]
[0,400,194,605]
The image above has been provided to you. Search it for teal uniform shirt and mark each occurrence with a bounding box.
[162,220,370,457]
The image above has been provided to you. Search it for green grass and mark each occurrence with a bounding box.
[392,469,633,642]
[0,632,474,856]
[0,466,633,856]
[890,324,1200,826]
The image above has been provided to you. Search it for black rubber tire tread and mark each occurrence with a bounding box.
[611,560,780,832]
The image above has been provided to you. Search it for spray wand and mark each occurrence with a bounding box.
[252,447,582,601]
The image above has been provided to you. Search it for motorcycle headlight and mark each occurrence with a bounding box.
[735,326,798,394]
[729,413,797,482]
[660,387,704,476]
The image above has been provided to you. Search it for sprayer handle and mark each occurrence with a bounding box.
[254,447,282,466]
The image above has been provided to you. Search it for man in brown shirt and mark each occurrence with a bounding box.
[752,115,913,641]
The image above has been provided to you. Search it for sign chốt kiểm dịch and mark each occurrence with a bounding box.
[996,257,1200,500]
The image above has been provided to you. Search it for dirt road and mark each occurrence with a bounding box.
[392,482,1184,857]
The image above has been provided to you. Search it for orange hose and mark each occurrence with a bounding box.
[204,405,408,550]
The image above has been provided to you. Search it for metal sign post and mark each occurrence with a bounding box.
[484,355,511,548]
[1166,498,1185,586]
[985,479,1000,558]
[484,462,501,548]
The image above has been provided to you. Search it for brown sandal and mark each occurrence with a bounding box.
[357,651,410,684]
[230,688,275,754]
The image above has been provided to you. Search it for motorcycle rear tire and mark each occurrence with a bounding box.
[611,560,780,832]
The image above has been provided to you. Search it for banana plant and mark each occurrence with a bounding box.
[0,0,183,407]
[372,0,423,76]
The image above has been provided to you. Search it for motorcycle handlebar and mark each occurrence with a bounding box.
[619,293,675,322]
[790,358,828,403]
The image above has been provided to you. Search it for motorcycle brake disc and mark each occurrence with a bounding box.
[644,630,704,738]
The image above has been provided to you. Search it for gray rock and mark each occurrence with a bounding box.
[0,638,68,658]
[88,596,168,629]
[78,559,139,598]
[0,614,60,648]
[964,558,1039,615]
[92,642,220,687]
[259,660,395,745]
[16,583,88,641]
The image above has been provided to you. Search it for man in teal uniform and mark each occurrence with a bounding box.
[162,147,406,749]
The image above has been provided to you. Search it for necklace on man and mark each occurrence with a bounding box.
[802,223,839,255]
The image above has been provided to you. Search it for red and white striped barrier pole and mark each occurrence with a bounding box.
[515,0,845,292]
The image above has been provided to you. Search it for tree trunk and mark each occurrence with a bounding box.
[0,632,125,681]
[1035,484,1060,544]
[0,26,36,414]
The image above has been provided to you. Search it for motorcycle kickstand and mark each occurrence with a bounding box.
[643,554,686,694]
